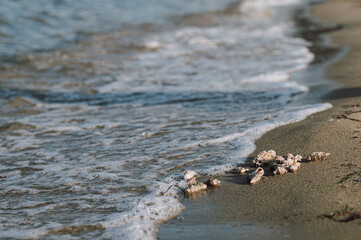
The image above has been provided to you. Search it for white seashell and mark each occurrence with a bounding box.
[248,167,264,184]
[275,155,285,162]
[238,167,249,174]
[294,155,302,162]
[231,166,249,174]
[288,162,301,172]
[286,153,302,162]
[184,170,197,181]
[283,154,302,166]
[252,150,277,167]
[187,176,197,186]
[185,182,207,195]
[286,153,294,159]
[283,159,296,166]
[273,166,288,175]
[286,153,301,161]
[307,152,330,162]
[205,178,221,187]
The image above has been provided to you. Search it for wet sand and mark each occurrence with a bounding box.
[158,0,361,239]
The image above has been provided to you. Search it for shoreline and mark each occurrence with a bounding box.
[158,0,361,239]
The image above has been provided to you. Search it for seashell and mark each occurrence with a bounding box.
[238,167,249,174]
[248,167,264,184]
[187,176,197,186]
[185,182,207,195]
[288,162,301,172]
[283,154,302,166]
[273,166,288,175]
[252,150,277,167]
[286,153,302,162]
[294,154,302,162]
[283,159,296,166]
[275,155,285,162]
[307,152,330,162]
[231,166,249,174]
[205,178,221,187]
[184,170,197,181]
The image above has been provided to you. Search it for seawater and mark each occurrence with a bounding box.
[0,0,331,239]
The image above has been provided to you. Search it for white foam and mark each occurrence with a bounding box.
[242,72,290,83]
[241,0,308,13]
[142,40,162,51]
[98,8,314,94]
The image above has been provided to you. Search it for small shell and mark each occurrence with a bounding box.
[275,155,285,162]
[289,162,301,172]
[231,166,249,174]
[248,167,264,184]
[294,155,302,162]
[286,154,302,162]
[283,159,296,166]
[185,182,207,195]
[252,150,277,167]
[283,154,302,166]
[184,170,197,181]
[239,167,249,174]
[187,176,197,186]
[273,166,288,175]
[307,152,330,162]
[286,153,302,162]
[205,178,221,187]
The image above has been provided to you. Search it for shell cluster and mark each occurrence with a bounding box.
[307,152,330,162]
[179,151,330,194]
[185,182,207,195]
[252,150,277,167]
[271,153,302,175]
[248,150,330,184]
[183,170,221,197]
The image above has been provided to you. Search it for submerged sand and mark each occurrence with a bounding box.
[158,0,361,239]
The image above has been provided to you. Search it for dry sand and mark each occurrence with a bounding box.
[158,0,361,239]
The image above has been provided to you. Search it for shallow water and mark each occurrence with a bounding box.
[0,0,331,239]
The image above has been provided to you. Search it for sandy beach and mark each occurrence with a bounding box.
[158,0,361,239]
